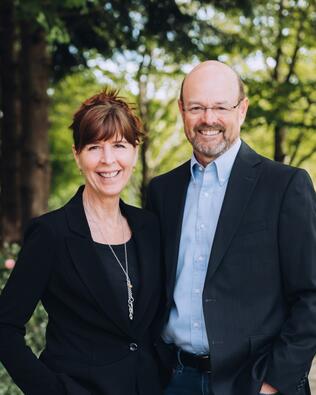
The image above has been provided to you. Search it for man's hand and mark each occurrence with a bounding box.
[260,382,279,394]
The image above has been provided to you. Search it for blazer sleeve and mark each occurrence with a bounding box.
[145,178,161,215]
[145,179,154,211]
[264,169,316,394]
[0,219,66,395]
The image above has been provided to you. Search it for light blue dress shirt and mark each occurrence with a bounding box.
[163,139,241,354]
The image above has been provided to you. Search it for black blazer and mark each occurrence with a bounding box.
[0,187,163,395]
[147,142,316,395]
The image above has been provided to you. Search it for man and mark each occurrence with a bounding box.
[147,61,316,395]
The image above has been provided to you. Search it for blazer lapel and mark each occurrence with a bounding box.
[131,228,157,330]
[120,202,159,332]
[64,188,131,336]
[164,161,191,303]
[205,142,263,281]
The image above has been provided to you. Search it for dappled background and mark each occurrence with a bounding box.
[0,0,316,393]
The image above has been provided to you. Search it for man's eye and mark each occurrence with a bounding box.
[215,107,229,111]
[189,106,203,112]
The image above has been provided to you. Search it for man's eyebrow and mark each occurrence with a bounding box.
[186,100,230,105]
[186,100,203,106]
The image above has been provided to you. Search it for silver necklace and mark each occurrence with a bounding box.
[83,198,134,320]
[105,221,134,321]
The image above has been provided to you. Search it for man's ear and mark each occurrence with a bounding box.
[238,97,249,127]
[178,99,185,121]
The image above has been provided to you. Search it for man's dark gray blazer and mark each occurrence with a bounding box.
[146,141,316,395]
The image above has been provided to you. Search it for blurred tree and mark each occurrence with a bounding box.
[0,0,22,244]
[242,0,316,166]
[19,17,51,234]
[191,0,316,167]
[0,0,251,244]
[0,0,63,244]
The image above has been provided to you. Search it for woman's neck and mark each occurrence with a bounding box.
[82,187,121,226]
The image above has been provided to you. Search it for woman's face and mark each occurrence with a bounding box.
[73,135,138,199]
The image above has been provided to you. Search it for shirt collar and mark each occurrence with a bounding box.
[190,138,241,186]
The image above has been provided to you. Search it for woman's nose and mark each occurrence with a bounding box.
[100,144,115,164]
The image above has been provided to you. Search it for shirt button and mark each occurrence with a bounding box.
[204,192,209,197]
[200,223,205,229]
[194,289,200,294]
[193,322,200,328]
[129,343,138,351]
[199,166,203,171]
[198,256,203,261]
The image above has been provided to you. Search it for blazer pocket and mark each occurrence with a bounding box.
[249,335,272,388]
[228,221,273,259]
[249,334,273,355]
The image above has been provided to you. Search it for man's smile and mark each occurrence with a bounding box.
[198,129,222,136]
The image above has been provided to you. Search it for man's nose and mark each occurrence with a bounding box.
[201,107,217,124]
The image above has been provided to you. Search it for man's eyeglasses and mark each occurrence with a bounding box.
[182,98,244,116]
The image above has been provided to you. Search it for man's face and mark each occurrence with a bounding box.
[179,63,248,166]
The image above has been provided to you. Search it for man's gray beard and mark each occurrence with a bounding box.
[191,137,229,160]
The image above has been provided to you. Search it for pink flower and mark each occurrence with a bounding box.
[4,258,15,270]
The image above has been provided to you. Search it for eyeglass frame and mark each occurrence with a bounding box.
[181,97,245,116]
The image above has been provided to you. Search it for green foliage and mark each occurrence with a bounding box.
[187,0,316,180]
[48,69,102,209]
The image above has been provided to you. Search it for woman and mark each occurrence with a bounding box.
[0,89,162,395]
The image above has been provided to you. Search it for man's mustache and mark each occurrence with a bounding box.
[193,123,225,133]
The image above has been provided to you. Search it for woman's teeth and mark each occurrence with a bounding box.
[99,171,120,178]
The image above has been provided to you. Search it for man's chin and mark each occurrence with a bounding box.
[193,141,229,160]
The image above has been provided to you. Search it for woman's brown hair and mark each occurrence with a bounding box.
[70,88,143,152]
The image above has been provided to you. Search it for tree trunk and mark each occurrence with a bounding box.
[20,20,50,230]
[274,124,286,163]
[0,0,22,244]
[138,77,149,208]
[140,126,149,207]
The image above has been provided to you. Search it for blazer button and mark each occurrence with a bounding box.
[129,342,138,351]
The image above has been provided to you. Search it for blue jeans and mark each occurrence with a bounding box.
[164,365,213,395]
[164,365,281,395]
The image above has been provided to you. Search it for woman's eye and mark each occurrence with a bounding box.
[88,145,101,151]
[114,143,126,148]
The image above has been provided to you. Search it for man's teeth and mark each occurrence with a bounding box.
[199,130,221,136]
[99,171,119,178]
